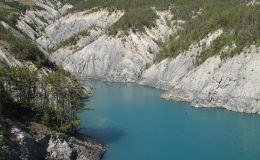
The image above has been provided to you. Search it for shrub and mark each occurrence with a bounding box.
[108,8,158,35]
[58,120,80,134]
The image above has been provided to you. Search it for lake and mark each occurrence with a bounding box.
[78,81,260,160]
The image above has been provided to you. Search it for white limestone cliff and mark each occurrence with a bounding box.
[15,0,260,113]
[49,10,176,82]
[140,30,260,113]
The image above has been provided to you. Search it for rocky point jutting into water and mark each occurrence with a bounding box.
[1,119,105,160]
[0,33,105,160]
[0,39,104,160]
[15,0,260,114]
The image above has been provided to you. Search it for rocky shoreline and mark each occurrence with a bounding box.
[1,119,105,160]
[139,44,260,114]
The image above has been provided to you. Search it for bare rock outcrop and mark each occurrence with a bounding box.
[140,29,260,113]
[1,120,105,160]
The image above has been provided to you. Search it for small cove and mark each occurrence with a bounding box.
[78,81,260,160]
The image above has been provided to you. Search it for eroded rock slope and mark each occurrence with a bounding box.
[140,30,260,113]
[17,1,177,82]
[16,0,260,113]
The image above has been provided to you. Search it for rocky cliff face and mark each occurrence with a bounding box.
[1,120,105,160]
[140,29,260,113]
[160,49,260,113]
[17,0,73,40]
[17,1,177,82]
[49,10,176,82]
[16,0,260,113]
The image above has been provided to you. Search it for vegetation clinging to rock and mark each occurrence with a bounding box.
[66,0,260,62]
[0,24,55,68]
[55,29,90,50]
[0,65,86,133]
[156,0,260,62]
[67,0,172,11]
[0,1,29,26]
[67,0,171,34]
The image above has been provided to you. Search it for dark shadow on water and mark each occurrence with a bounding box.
[80,127,125,143]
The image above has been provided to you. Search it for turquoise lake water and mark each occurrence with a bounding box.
[78,81,260,160]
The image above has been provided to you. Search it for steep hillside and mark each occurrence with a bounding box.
[9,0,260,113]
[0,1,105,159]
[15,0,177,82]
[140,31,260,113]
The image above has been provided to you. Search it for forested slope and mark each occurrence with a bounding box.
[0,1,105,159]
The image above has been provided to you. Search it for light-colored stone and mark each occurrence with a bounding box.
[49,10,176,82]
[0,44,22,67]
[3,120,105,160]
[16,0,260,114]
[141,43,260,113]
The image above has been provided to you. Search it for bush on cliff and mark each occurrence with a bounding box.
[0,65,85,133]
